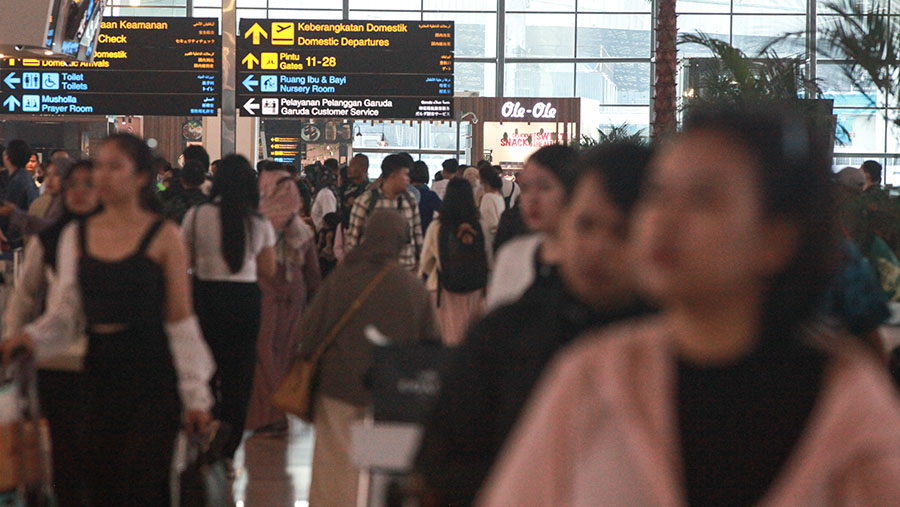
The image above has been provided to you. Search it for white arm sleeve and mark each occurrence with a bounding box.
[165,315,215,411]
[4,238,47,337]
[22,224,83,361]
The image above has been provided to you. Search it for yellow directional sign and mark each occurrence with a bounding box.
[261,52,278,70]
[272,137,299,142]
[244,23,268,45]
[272,144,298,149]
[271,151,299,156]
[242,53,260,69]
[271,22,294,45]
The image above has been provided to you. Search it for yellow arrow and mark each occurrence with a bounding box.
[242,53,260,70]
[244,23,268,45]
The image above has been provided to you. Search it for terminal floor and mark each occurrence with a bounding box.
[233,418,315,507]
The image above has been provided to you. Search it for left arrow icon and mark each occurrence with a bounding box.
[243,97,260,115]
[242,74,259,92]
[4,73,20,89]
[4,95,21,111]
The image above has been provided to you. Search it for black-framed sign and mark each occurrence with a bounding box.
[237,20,453,119]
[0,17,221,116]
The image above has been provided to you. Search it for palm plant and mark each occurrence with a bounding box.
[679,32,822,105]
[575,123,647,150]
[652,0,678,140]
[817,0,900,126]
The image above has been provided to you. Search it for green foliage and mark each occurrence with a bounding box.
[818,0,900,127]
[678,32,822,106]
[575,123,647,150]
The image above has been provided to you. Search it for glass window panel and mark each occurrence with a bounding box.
[506,0,576,11]
[237,9,269,22]
[237,0,267,7]
[884,155,900,187]
[267,10,342,19]
[818,0,882,13]
[109,7,187,16]
[424,0,497,10]
[577,14,651,58]
[506,13,576,58]
[424,12,497,57]
[732,15,806,55]
[832,108,886,153]
[581,106,651,141]
[193,0,220,6]
[676,15,731,57]
[677,0,730,14]
[456,62,498,96]
[269,0,342,7]
[578,0,650,13]
[192,7,222,20]
[348,11,423,20]
[576,62,650,104]
[817,63,883,107]
[884,115,900,154]
[350,0,421,8]
[734,0,805,13]
[504,62,575,97]
[422,122,467,151]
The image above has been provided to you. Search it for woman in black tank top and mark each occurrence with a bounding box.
[4,134,214,506]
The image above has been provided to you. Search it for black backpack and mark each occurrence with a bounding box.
[437,221,489,301]
[503,181,518,210]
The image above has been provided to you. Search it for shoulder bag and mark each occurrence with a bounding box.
[271,263,393,422]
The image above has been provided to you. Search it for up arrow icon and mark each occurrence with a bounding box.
[244,23,268,45]
[243,97,260,115]
[3,72,20,89]
[242,74,259,92]
[242,54,260,70]
[4,95,20,111]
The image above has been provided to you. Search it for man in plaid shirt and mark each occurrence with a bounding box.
[346,154,424,271]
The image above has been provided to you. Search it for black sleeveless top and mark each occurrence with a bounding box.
[79,218,167,328]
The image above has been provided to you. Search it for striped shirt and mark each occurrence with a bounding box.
[346,186,424,271]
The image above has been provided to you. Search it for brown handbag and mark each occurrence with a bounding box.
[271,264,393,422]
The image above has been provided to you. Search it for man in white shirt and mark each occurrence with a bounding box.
[431,158,459,200]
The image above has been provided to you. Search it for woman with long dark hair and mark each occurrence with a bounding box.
[419,178,491,345]
[3,133,215,505]
[480,105,900,505]
[182,154,277,460]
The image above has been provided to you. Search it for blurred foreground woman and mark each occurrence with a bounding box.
[479,106,900,506]
[2,134,214,506]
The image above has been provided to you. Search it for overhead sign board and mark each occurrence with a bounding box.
[0,17,221,116]
[237,20,453,119]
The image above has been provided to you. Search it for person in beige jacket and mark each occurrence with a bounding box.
[479,105,900,506]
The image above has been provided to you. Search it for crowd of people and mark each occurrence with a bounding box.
[3,101,900,506]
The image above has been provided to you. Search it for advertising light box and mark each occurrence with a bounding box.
[237,20,453,120]
[0,17,221,116]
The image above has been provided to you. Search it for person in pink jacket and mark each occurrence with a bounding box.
[479,105,900,506]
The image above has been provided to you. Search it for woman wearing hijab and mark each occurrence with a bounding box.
[300,209,440,507]
[245,169,322,434]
